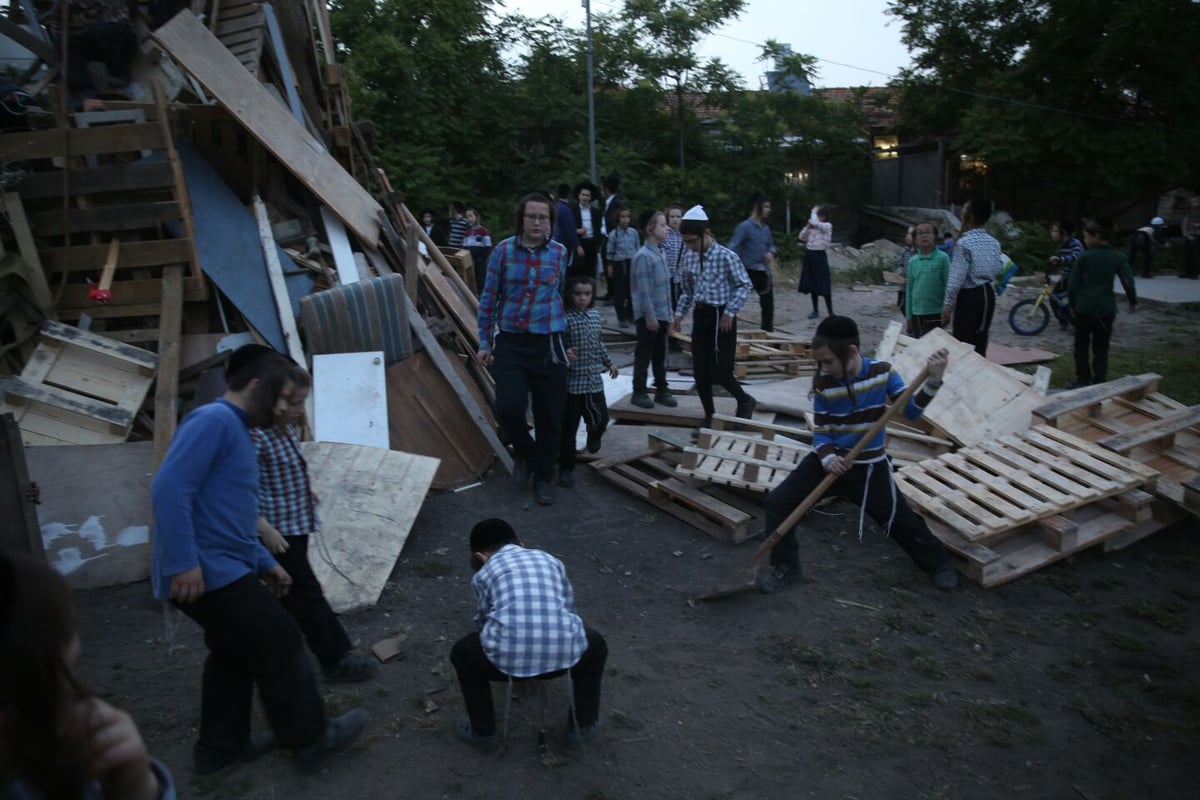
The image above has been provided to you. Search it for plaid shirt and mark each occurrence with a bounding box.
[631,243,672,322]
[477,236,568,352]
[605,226,640,262]
[663,228,685,285]
[473,545,587,677]
[564,308,611,395]
[251,424,319,537]
[674,239,752,319]
[945,228,1003,308]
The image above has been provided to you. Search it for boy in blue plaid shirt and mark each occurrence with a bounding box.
[558,275,619,487]
[252,363,377,684]
[450,518,607,754]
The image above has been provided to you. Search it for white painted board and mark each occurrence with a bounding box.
[313,352,389,449]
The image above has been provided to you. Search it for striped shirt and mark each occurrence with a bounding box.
[477,236,568,352]
[606,226,640,262]
[944,228,1003,309]
[674,240,753,319]
[564,308,611,395]
[473,544,587,678]
[630,243,672,322]
[251,424,319,537]
[812,357,938,467]
[448,217,469,248]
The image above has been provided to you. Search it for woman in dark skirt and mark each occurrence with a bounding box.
[798,205,833,319]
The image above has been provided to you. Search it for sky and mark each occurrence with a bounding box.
[505,0,912,89]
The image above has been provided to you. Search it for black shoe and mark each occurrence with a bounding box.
[454,718,501,754]
[322,654,378,684]
[293,708,369,771]
[654,390,678,408]
[758,563,800,594]
[512,456,530,484]
[558,470,575,488]
[690,416,713,441]
[534,479,555,505]
[735,396,757,419]
[194,731,277,776]
[563,714,606,753]
[586,431,602,454]
[631,392,654,409]
[933,566,958,591]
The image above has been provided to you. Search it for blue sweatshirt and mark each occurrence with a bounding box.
[151,399,277,599]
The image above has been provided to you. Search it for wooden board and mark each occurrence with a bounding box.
[0,322,156,446]
[152,10,381,244]
[0,413,43,557]
[610,392,752,426]
[896,425,1159,545]
[985,341,1056,366]
[301,441,439,613]
[877,324,1045,447]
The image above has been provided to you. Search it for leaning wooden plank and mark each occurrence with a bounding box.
[301,442,440,612]
[403,293,513,475]
[1,193,57,318]
[153,265,184,470]
[253,196,307,367]
[151,10,380,243]
[1032,374,1161,425]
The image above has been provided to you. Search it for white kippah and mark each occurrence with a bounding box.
[682,204,708,222]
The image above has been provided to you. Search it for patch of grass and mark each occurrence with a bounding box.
[904,646,946,678]
[907,690,936,707]
[414,559,452,578]
[1047,341,1200,404]
[1106,633,1144,652]
[1124,599,1189,633]
[970,668,998,682]
[846,674,879,690]
[834,257,887,286]
[964,699,1042,747]
[1071,700,1154,752]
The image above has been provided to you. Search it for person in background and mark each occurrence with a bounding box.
[420,208,447,247]
[1,551,177,799]
[629,210,676,409]
[727,193,778,332]
[905,221,950,337]
[941,197,1002,357]
[1068,218,1137,388]
[605,206,640,327]
[598,174,623,301]
[447,202,469,249]
[938,233,956,258]
[895,225,916,313]
[1049,221,1083,293]
[1127,216,1163,278]
[463,207,493,295]
[558,275,619,486]
[573,182,603,281]
[798,205,833,320]
[553,184,582,269]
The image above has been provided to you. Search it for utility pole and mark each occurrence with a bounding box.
[584,0,597,185]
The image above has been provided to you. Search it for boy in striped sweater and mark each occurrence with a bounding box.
[759,316,957,594]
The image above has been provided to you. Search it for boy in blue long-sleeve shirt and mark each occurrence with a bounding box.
[152,345,367,774]
[758,316,957,594]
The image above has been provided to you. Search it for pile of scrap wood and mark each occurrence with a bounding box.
[0,5,505,594]
[671,330,815,379]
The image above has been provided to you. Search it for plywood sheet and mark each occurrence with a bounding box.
[313,352,389,449]
[301,442,439,613]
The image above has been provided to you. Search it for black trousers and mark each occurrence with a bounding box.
[1073,312,1115,384]
[765,453,950,574]
[748,269,774,332]
[691,305,750,419]
[609,259,632,322]
[951,282,995,357]
[274,536,352,670]
[578,238,600,280]
[175,573,326,753]
[910,314,943,338]
[633,319,669,394]
[493,332,568,481]
[1128,232,1154,276]
[558,390,608,472]
[450,629,608,736]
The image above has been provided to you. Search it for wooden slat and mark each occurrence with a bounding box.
[1099,405,1200,454]
[41,239,194,272]
[57,276,206,309]
[1,377,133,428]
[28,201,182,236]
[1032,374,1161,424]
[17,162,175,199]
[153,265,184,469]
[37,321,157,369]
[0,123,164,160]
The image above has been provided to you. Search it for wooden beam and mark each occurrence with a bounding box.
[0,124,164,160]
[1033,374,1162,425]
[252,196,306,368]
[16,162,176,200]
[42,239,193,273]
[1,192,57,318]
[153,265,184,470]
[1099,405,1200,455]
[27,201,183,237]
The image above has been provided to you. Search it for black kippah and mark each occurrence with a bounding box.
[225,343,275,378]
[815,315,859,341]
[470,518,518,553]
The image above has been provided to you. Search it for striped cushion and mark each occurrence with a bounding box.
[299,274,414,365]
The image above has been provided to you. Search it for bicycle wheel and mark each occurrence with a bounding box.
[1009,298,1050,336]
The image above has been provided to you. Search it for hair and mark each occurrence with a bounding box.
[814,205,829,220]
[285,362,312,392]
[469,518,518,570]
[420,207,436,220]
[602,174,621,193]
[513,192,553,240]
[564,274,597,309]
[639,209,664,237]
[1083,217,1113,241]
[750,192,769,213]
[810,315,861,405]
[1052,220,1073,236]
[0,552,93,799]
[964,196,993,226]
[451,201,465,215]
[226,344,284,391]
[668,203,683,213]
[466,206,481,223]
[914,220,938,237]
[573,181,597,200]
[556,183,571,200]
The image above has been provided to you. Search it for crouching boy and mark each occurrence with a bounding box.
[450,518,607,753]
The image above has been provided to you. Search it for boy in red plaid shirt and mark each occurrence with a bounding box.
[252,363,377,683]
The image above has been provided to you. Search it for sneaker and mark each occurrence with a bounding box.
[454,718,501,754]
[654,390,678,408]
[619,319,631,328]
[563,714,606,753]
[631,392,654,409]
[193,731,277,776]
[758,563,800,595]
[293,708,368,770]
[586,431,603,454]
[512,456,530,484]
[558,470,575,488]
[807,310,820,319]
[735,396,757,419]
[323,654,378,684]
[534,479,555,506]
[933,566,958,591]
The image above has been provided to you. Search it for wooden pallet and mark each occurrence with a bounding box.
[1031,373,1200,520]
[894,425,1159,546]
[0,321,157,445]
[672,330,815,378]
[591,448,764,543]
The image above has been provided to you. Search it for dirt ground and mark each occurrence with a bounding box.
[72,280,1200,799]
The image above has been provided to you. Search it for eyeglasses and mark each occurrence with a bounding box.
[916,231,935,237]
[524,214,550,223]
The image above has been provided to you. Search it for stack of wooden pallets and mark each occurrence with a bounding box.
[672,330,815,379]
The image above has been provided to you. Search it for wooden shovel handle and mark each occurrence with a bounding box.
[751,364,933,563]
